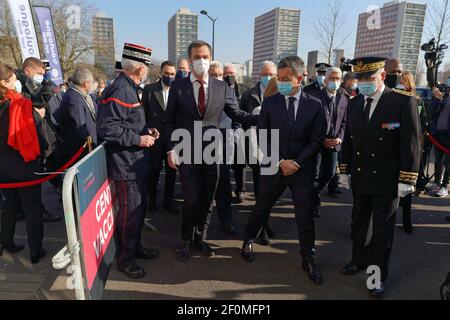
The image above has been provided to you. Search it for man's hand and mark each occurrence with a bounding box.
[148,128,160,140]
[34,107,46,119]
[324,138,342,149]
[398,183,415,198]
[433,87,444,100]
[280,160,299,176]
[167,151,181,170]
[139,135,156,148]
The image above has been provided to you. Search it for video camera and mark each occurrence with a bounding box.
[421,38,448,92]
[340,58,353,73]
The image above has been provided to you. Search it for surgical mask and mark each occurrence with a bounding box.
[351,83,358,91]
[385,74,401,89]
[261,76,272,88]
[33,74,44,85]
[176,70,189,79]
[278,81,293,96]
[224,75,237,87]
[14,80,22,93]
[327,81,341,92]
[317,76,325,87]
[162,76,175,87]
[357,81,378,97]
[192,59,210,77]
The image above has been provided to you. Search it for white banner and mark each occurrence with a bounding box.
[7,0,40,61]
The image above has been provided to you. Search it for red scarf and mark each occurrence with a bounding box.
[5,90,41,162]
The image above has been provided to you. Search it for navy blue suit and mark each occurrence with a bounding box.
[244,91,326,260]
[60,87,98,158]
[164,76,257,242]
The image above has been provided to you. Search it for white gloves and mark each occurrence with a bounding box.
[340,174,351,190]
[398,183,415,198]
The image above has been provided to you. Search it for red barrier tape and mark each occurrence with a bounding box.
[0,145,86,189]
[426,132,450,156]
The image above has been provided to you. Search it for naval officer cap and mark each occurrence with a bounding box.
[349,57,387,79]
[315,63,332,73]
[122,43,152,67]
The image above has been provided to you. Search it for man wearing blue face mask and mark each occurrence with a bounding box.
[143,61,178,216]
[339,57,421,297]
[304,63,332,98]
[176,59,190,79]
[242,56,327,286]
[313,67,349,218]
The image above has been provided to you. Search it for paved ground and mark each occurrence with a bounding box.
[0,171,449,300]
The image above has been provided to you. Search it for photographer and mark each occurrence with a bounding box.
[429,86,450,198]
[0,62,48,264]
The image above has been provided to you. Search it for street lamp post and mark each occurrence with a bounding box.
[200,10,218,60]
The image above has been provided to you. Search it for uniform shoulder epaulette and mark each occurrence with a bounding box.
[392,88,415,97]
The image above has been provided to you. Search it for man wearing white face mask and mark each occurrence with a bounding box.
[339,57,421,297]
[164,40,257,262]
[313,67,349,218]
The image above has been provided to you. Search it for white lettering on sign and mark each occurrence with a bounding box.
[93,184,114,259]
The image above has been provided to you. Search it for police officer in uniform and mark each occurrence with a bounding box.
[339,57,421,297]
[98,43,160,279]
[304,63,332,98]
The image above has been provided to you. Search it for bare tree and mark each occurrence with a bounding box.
[313,0,351,65]
[0,0,96,77]
[426,0,450,46]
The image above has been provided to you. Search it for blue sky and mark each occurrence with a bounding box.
[93,0,429,64]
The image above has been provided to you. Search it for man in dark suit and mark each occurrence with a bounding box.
[241,56,327,285]
[143,61,178,215]
[340,57,420,297]
[60,68,98,158]
[313,67,349,217]
[164,40,257,262]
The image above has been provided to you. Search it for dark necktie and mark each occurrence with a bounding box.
[288,97,296,127]
[364,98,374,124]
[197,80,206,117]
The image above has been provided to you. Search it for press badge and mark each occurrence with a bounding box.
[381,122,400,130]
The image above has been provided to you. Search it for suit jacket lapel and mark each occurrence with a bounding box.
[185,77,202,119]
[276,94,290,132]
[365,88,390,137]
[204,76,215,119]
[154,81,165,111]
[290,91,307,136]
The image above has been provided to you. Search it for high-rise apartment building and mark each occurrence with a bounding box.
[168,8,198,64]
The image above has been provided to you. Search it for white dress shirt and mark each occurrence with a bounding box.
[190,72,209,107]
[162,85,170,108]
[284,88,302,119]
[365,84,386,120]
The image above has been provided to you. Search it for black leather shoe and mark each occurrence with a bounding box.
[403,213,413,235]
[341,262,366,275]
[117,262,146,279]
[177,242,192,262]
[135,247,159,260]
[0,243,25,256]
[30,248,47,264]
[241,242,255,263]
[255,229,270,246]
[370,282,386,298]
[43,210,61,223]
[194,238,215,257]
[223,224,235,235]
[302,260,323,285]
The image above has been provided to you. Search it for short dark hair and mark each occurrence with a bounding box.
[161,61,176,71]
[23,57,45,70]
[188,40,212,58]
[278,56,305,77]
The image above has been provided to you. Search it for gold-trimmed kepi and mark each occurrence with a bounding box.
[349,57,386,79]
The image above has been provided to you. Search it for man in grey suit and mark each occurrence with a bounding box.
[164,40,257,262]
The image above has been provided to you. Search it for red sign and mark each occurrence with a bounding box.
[79,180,115,289]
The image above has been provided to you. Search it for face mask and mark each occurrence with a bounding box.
[317,76,325,87]
[176,70,189,79]
[162,76,176,87]
[327,81,341,92]
[224,75,237,87]
[33,74,44,85]
[358,81,378,97]
[261,76,272,88]
[192,59,210,77]
[397,84,405,90]
[302,77,308,85]
[14,80,22,93]
[385,74,401,89]
[278,81,293,96]
[351,83,358,91]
